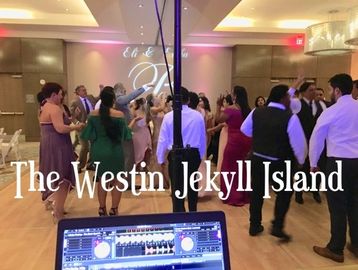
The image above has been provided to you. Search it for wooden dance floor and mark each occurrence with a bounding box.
[0,171,357,270]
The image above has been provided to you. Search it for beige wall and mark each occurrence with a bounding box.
[0,38,66,141]
[351,51,358,80]
[66,43,232,106]
[232,45,352,106]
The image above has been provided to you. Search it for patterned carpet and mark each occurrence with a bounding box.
[0,142,39,190]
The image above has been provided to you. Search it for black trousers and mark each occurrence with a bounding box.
[295,156,321,197]
[168,148,201,212]
[250,155,293,230]
[326,157,358,254]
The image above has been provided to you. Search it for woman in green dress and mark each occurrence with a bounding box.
[81,86,131,216]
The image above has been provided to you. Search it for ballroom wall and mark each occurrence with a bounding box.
[66,43,233,107]
[0,38,66,141]
[232,45,352,106]
[1,37,357,141]
[350,51,358,80]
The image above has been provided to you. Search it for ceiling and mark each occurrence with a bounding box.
[0,0,358,46]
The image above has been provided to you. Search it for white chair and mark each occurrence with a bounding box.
[0,129,22,167]
[0,128,5,141]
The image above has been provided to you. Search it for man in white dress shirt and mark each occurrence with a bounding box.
[241,84,307,242]
[310,73,358,263]
[157,87,206,212]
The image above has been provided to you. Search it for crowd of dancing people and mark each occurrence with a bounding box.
[36,72,358,263]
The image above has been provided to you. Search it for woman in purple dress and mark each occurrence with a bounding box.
[39,83,83,221]
[216,86,252,206]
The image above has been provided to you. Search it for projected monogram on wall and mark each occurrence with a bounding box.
[123,46,189,94]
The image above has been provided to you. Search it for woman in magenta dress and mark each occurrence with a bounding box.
[216,86,252,206]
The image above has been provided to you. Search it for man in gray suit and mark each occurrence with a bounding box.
[70,85,99,172]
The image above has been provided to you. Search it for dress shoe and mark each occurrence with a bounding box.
[295,193,304,204]
[270,228,292,242]
[347,243,358,258]
[313,246,344,263]
[313,193,322,204]
[249,225,264,236]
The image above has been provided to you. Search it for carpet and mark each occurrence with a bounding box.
[0,142,39,190]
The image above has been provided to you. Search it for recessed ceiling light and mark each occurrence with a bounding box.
[138,4,143,8]
[140,25,144,29]
[217,17,254,28]
[141,42,144,45]
[65,8,69,12]
[183,7,188,10]
[0,9,33,19]
[140,32,144,36]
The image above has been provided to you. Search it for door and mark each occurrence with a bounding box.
[0,74,24,135]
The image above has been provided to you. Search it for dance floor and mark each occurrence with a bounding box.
[0,158,357,269]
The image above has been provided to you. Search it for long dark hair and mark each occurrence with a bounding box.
[200,96,211,112]
[134,98,145,111]
[233,85,251,119]
[99,86,121,143]
[145,94,154,124]
[224,94,233,105]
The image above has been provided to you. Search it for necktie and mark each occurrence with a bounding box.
[84,98,90,114]
[309,100,313,116]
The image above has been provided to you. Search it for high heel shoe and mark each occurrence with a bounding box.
[109,207,118,216]
[98,207,107,216]
[43,193,55,211]
[44,200,54,211]
[51,210,64,224]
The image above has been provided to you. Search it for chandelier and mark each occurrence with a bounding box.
[304,20,354,56]
[346,6,358,45]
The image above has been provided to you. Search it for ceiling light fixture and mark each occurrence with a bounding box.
[138,4,143,8]
[0,9,33,19]
[304,20,354,56]
[140,25,144,29]
[183,7,188,10]
[216,17,254,29]
[345,6,358,45]
[140,32,144,36]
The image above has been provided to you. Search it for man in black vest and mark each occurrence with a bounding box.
[295,82,325,204]
[241,84,307,242]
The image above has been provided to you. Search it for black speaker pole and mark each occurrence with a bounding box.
[168,0,186,212]
[173,0,183,148]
